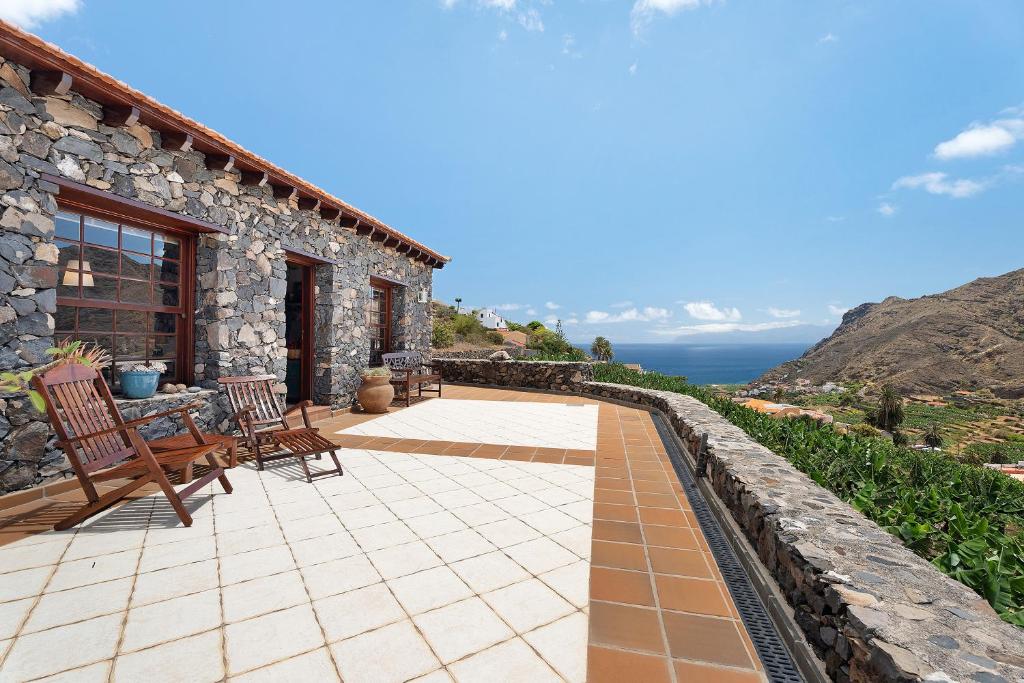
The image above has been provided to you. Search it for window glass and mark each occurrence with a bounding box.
[83,216,118,248]
[121,225,151,255]
[55,212,80,240]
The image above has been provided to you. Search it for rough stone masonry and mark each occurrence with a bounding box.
[0,55,436,493]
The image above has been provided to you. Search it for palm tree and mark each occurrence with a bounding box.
[454,297,462,314]
[875,384,905,432]
[922,423,943,449]
[591,336,613,362]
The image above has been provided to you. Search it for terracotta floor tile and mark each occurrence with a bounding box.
[565,456,595,466]
[589,566,655,606]
[532,451,565,464]
[648,547,713,579]
[662,611,754,669]
[643,524,699,550]
[593,503,638,523]
[594,477,632,492]
[592,520,643,544]
[565,449,596,459]
[587,646,671,683]
[655,575,732,617]
[501,450,535,462]
[443,443,480,456]
[633,480,675,494]
[639,508,689,527]
[591,540,648,571]
[594,489,635,506]
[673,660,766,682]
[589,601,665,654]
[635,492,682,509]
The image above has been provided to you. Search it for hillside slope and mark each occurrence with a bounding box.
[759,269,1024,397]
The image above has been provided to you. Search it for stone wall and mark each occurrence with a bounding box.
[429,345,528,360]
[438,361,1024,681]
[0,54,436,492]
[431,358,593,391]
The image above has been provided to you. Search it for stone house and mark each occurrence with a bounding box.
[0,23,448,493]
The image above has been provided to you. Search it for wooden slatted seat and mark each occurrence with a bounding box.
[32,363,233,530]
[218,375,343,483]
[383,351,442,407]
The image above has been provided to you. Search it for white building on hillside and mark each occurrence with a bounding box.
[476,309,508,330]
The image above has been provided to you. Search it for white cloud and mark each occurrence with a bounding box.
[498,29,508,41]
[492,303,529,311]
[610,300,634,308]
[561,33,580,58]
[631,0,718,35]
[585,307,671,324]
[652,321,801,337]
[877,202,896,217]
[826,215,845,223]
[518,7,543,31]
[0,0,80,28]
[767,307,801,319]
[543,315,559,325]
[525,308,537,316]
[683,301,742,322]
[828,304,850,316]
[544,301,560,310]
[818,33,838,44]
[892,172,985,198]
[934,121,1021,160]
[564,317,579,325]
[628,61,638,76]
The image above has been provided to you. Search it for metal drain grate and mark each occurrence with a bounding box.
[652,414,804,683]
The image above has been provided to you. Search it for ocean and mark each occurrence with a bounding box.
[585,343,811,385]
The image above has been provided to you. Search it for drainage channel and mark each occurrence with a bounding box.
[651,413,808,683]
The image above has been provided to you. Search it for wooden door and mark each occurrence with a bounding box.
[368,281,392,366]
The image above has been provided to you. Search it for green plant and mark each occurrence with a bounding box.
[485,331,504,345]
[874,384,905,432]
[0,340,110,412]
[849,423,881,438]
[592,363,1024,626]
[526,320,544,332]
[923,423,944,449]
[590,336,613,362]
[432,322,455,348]
[892,429,909,446]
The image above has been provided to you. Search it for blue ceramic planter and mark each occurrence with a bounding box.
[120,370,160,399]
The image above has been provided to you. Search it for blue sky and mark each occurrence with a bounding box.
[15,0,1024,343]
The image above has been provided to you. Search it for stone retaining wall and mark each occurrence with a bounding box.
[429,345,527,360]
[440,361,1024,681]
[431,358,593,391]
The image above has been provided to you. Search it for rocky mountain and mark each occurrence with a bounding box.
[758,269,1024,397]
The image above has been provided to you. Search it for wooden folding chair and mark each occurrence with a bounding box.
[31,363,233,531]
[218,375,343,483]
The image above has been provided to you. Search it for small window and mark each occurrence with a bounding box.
[55,209,192,388]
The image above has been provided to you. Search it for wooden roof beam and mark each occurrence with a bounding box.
[240,171,268,187]
[102,104,140,127]
[370,230,387,243]
[298,196,320,212]
[356,222,373,236]
[30,69,72,95]
[339,215,359,229]
[160,132,193,151]
[396,243,411,254]
[206,154,235,172]
[319,206,341,221]
[383,236,400,248]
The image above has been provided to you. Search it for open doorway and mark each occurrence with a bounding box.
[285,260,314,404]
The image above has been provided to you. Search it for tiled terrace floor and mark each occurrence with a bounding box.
[0,386,766,682]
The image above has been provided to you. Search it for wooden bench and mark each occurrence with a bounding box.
[383,351,442,407]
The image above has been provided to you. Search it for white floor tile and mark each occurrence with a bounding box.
[503,537,578,575]
[24,577,133,634]
[448,637,561,683]
[425,529,496,564]
[289,531,361,567]
[300,554,380,600]
[339,504,397,530]
[229,647,339,682]
[450,551,531,594]
[385,496,444,519]
[112,628,223,683]
[279,513,345,543]
[1,613,122,680]
[519,508,582,536]
[121,589,222,653]
[138,536,216,574]
[413,597,514,664]
[349,520,416,551]
[450,502,509,527]
[219,544,296,585]
[63,529,146,563]
[130,559,219,608]
[481,578,575,633]
[0,565,50,603]
[0,596,35,640]
[224,603,325,676]
[404,511,468,539]
[367,540,443,580]
[523,612,588,683]
[36,659,111,682]
[330,621,441,683]
[222,570,309,623]
[46,547,140,592]
[473,519,541,548]
[549,525,592,558]
[539,560,591,608]
[386,566,473,615]
[216,524,285,557]
[313,583,405,642]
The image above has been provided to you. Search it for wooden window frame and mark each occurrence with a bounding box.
[54,200,196,388]
[368,277,394,366]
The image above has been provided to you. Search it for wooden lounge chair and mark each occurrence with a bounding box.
[32,363,232,531]
[382,351,442,407]
[218,375,343,483]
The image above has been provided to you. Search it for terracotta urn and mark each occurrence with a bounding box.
[357,374,394,413]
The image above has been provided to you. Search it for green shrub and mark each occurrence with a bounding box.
[485,330,504,345]
[963,442,1024,465]
[593,363,1024,627]
[431,322,455,348]
[849,423,881,438]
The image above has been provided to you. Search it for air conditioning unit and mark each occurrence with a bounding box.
[417,289,429,303]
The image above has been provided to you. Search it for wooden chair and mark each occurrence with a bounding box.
[382,351,442,407]
[31,363,232,531]
[218,375,343,483]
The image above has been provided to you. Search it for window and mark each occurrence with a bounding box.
[54,209,192,387]
[368,282,392,366]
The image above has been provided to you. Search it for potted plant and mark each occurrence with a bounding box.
[356,366,393,414]
[119,361,166,399]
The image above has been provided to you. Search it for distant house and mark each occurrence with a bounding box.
[476,309,508,330]
[499,330,528,348]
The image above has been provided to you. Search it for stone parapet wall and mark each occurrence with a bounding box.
[431,358,593,391]
[439,360,1024,681]
[429,345,527,360]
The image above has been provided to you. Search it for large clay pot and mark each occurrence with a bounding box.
[357,374,394,413]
